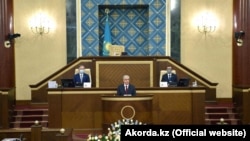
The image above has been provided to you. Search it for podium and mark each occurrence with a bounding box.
[101,94,153,132]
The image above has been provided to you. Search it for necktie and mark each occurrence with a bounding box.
[168,74,171,79]
[80,74,83,82]
[125,85,128,93]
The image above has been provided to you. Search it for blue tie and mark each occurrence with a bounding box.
[80,74,83,82]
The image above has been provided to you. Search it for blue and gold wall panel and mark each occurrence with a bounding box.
[81,0,167,56]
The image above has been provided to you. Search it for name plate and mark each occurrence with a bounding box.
[83,82,91,88]
[160,82,168,87]
[123,94,132,96]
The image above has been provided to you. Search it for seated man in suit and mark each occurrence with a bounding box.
[73,65,90,87]
[161,66,178,86]
[117,75,136,96]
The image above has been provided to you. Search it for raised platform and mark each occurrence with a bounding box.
[48,86,205,129]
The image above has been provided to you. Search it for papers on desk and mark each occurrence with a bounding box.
[48,81,58,88]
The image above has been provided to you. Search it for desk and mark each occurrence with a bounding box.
[47,86,205,129]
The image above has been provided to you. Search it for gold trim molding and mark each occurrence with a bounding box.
[101,96,153,101]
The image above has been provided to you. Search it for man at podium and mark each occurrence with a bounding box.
[116,74,136,96]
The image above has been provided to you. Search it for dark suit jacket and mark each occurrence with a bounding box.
[161,73,178,85]
[73,73,90,86]
[117,84,136,96]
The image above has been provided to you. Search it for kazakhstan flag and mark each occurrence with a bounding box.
[102,14,112,56]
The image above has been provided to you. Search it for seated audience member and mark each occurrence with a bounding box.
[73,65,90,87]
[117,75,136,96]
[161,66,178,85]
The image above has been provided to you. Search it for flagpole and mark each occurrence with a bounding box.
[102,8,112,56]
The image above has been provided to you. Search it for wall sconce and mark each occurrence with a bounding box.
[197,12,216,35]
[29,12,52,35]
[31,24,50,35]
[235,31,245,46]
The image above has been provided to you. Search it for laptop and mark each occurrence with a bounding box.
[177,78,190,87]
[61,79,75,87]
[168,81,177,87]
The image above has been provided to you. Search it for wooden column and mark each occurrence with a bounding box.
[233,87,250,124]
[0,88,15,129]
[0,93,9,129]
[0,0,15,88]
[31,125,42,141]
